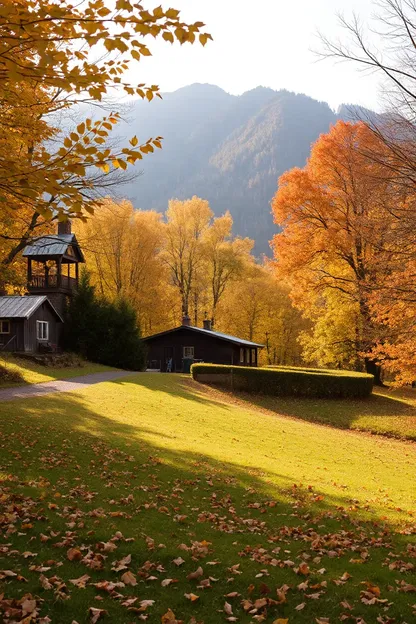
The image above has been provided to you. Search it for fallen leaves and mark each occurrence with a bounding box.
[120,570,137,586]
[69,574,90,588]
[67,548,82,561]
[1,401,415,624]
[184,592,199,602]
[187,566,204,581]
[89,607,108,623]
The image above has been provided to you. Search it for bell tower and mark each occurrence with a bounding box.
[23,221,85,315]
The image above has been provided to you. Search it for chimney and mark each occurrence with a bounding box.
[58,219,72,235]
[182,314,191,327]
[203,318,212,331]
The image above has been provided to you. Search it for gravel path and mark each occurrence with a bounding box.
[0,370,137,402]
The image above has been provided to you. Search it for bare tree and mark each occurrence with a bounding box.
[319,1,416,191]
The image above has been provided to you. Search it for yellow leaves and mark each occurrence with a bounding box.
[273,620,289,624]
[162,31,174,43]
[199,33,213,46]
[96,162,110,173]
[115,0,132,10]
[130,136,138,147]
[0,0,210,225]
[175,27,187,43]
[153,6,164,19]
[165,8,180,19]
[97,6,111,17]
[112,159,127,170]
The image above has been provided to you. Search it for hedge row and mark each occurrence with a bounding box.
[191,364,374,399]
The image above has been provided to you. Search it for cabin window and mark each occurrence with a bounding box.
[36,320,49,341]
[240,348,244,363]
[0,320,10,334]
[251,349,256,364]
[246,348,250,364]
[183,346,194,358]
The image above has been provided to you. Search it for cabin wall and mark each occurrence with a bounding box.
[144,328,258,371]
[25,303,62,352]
[0,320,24,351]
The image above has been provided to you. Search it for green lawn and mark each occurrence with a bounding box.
[0,353,115,387]
[0,373,415,623]
[223,385,416,440]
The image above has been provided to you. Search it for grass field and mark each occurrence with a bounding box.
[224,384,416,441]
[0,354,115,387]
[0,373,415,623]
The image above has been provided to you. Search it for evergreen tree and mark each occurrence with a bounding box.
[64,269,146,370]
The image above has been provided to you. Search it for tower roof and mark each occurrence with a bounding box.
[22,233,84,262]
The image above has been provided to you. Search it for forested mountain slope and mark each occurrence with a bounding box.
[117,84,359,254]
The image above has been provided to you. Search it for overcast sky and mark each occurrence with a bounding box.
[128,0,383,111]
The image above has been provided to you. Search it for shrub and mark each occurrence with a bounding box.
[63,270,146,370]
[0,363,24,385]
[191,364,374,398]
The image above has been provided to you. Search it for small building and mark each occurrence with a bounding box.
[0,221,84,354]
[0,296,63,353]
[143,316,264,372]
[23,221,85,316]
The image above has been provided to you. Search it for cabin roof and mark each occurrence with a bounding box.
[0,296,63,322]
[22,233,85,262]
[143,324,264,348]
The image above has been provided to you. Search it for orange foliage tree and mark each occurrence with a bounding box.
[271,121,406,383]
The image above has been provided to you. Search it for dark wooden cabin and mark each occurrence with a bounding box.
[0,221,84,354]
[143,317,264,372]
[0,296,63,353]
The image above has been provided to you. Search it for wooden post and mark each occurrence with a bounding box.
[57,258,62,288]
[75,262,79,285]
[27,258,32,285]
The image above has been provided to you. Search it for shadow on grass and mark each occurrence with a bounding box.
[0,374,412,526]
[1,376,415,623]
[174,377,416,440]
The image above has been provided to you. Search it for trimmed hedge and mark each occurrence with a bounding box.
[191,364,374,399]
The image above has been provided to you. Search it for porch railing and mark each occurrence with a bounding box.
[28,275,77,290]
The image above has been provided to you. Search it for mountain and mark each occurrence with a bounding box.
[115,84,355,255]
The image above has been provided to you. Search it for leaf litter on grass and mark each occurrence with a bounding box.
[0,383,415,623]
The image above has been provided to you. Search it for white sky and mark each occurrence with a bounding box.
[128,0,383,111]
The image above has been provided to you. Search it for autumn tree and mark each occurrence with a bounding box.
[162,197,213,318]
[319,1,416,382]
[201,212,253,325]
[162,198,255,326]
[0,0,211,284]
[75,198,179,335]
[271,121,403,382]
[216,264,304,366]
